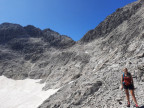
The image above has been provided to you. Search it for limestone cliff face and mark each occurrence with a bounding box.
[0,23,76,79]
[38,0,144,108]
[0,0,144,108]
[79,0,144,43]
[0,23,28,43]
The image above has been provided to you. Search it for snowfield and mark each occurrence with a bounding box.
[0,76,59,108]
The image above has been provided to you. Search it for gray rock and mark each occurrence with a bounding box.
[79,0,143,43]
[0,0,144,107]
[43,29,76,49]
[24,25,43,37]
[0,23,28,43]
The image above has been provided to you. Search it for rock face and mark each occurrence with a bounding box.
[24,25,43,37]
[0,0,144,108]
[0,23,76,79]
[79,0,144,43]
[0,23,28,43]
[43,29,75,48]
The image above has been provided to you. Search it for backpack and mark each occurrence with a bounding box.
[123,72,132,86]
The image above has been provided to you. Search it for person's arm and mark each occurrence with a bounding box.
[121,75,123,90]
[131,75,134,87]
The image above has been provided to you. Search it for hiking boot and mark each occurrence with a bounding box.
[127,104,130,107]
[127,103,130,107]
[133,104,139,108]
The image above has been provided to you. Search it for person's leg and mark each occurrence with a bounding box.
[130,90,138,105]
[125,89,130,104]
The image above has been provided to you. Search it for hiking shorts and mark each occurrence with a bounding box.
[123,84,134,90]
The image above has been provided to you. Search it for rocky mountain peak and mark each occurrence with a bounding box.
[24,25,43,37]
[0,23,28,43]
[43,28,56,33]
[42,29,75,49]
[0,22,75,49]
[0,23,22,29]
[79,0,143,43]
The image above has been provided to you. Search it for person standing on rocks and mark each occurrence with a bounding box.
[121,68,139,108]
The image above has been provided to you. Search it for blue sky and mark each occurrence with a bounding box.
[0,0,137,41]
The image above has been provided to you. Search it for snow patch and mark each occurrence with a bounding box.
[0,76,59,108]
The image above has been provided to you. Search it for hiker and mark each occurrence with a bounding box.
[121,68,139,108]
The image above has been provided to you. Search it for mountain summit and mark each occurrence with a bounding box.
[79,0,144,43]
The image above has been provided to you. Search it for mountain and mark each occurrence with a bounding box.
[79,0,143,43]
[0,0,144,108]
[0,23,75,79]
